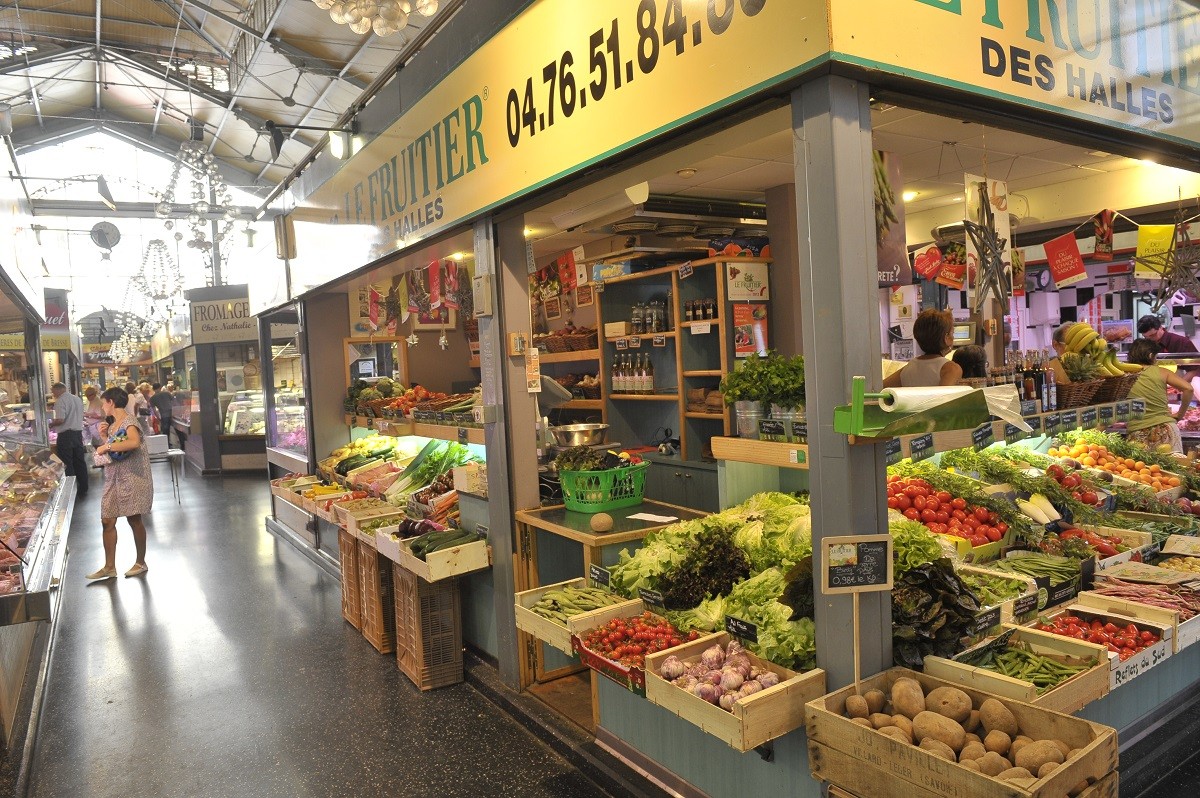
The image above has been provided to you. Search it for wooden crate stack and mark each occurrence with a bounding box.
[358,542,397,654]
[393,563,464,690]
[337,528,362,630]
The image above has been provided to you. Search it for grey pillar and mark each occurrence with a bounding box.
[765,183,803,354]
[475,214,539,690]
[794,76,891,688]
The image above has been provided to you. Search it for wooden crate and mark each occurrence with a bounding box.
[567,600,656,695]
[357,543,396,654]
[397,536,491,582]
[1039,604,1173,690]
[337,529,362,630]
[805,668,1118,798]
[957,565,1039,642]
[513,578,587,655]
[923,625,1109,715]
[644,632,826,751]
[1084,526,1156,572]
[1075,589,1200,652]
[393,562,463,690]
[825,772,1117,798]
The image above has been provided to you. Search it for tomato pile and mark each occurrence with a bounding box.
[580,612,694,668]
[1034,615,1160,661]
[1044,464,1102,506]
[1058,528,1126,558]
[886,476,1007,548]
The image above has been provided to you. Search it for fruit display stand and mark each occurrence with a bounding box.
[1037,605,1174,691]
[805,669,1118,798]
[923,625,1110,715]
[644,632,827,752]
[1074,589,1200,653]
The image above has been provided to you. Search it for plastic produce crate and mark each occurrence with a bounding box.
[393,562,464,690]
[358,543,396,654]
[558,462,649,513]
[337,529,362,630]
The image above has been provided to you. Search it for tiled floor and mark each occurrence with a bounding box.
[26,469,617,798]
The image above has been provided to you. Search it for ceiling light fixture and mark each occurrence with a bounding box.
[902,190,919,202]
[156,140,240,282]
[263,120,359,162]
[675,168,697,179]
[309,0,436,37]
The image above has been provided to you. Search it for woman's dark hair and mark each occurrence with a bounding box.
[101,387,129,408]
[1128,339,1159,366]
[913,309,953,355]
[952,345,988,378]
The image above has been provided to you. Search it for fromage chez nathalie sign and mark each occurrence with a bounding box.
[192,300,254,336]
[920,0,1195,127]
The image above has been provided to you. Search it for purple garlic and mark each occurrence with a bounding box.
[719,668,745,692]
[756,671,781,689]
[693,682,723,704]
[718,693,737,711]
[658,655,685,680]
[700,644,725,670]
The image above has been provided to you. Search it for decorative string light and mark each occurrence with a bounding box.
[156,140,238,282]
[309,0,436,38]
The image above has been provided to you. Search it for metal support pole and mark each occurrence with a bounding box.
[210,188,223,286]
[793,75,891,688]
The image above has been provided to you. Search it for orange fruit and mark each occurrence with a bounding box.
[1169,476,1182,487]
[1149,464,1161,474]
[1082,456,1096,467]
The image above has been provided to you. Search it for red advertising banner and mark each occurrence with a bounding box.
[934,241,967,289]
[1043,232,1088,288]
[912,244,943,280]
[427,260,442,308]
[368,287,381,330]
[442,260,461,309]
[557,251,578,292]
[1093,210,1115,261]
[732,304,768,357]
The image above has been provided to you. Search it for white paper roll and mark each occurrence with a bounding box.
[877,386,974,413]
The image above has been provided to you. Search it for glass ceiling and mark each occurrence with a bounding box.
[17,131,270,323]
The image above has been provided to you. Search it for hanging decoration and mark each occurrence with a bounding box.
[309,0,437,38]
[961,182,1013,312]
[156,140,238,284]
[1134,220,1200,312]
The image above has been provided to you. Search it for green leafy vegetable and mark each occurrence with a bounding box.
[889,518,944,576]
[891,558,981,670]
[658,527,751,609]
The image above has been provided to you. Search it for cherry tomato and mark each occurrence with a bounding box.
[903,508,920,520]
[936,491,952,503]
[969,534,988,547]
[985,526,1002,542]
[895,494,912,511]
[936,511,950,524]
[913,495,927,511]
[951,498,967,511]
[920,509,937,523]
[887,496,900,510]
[995,522,1008,534]
[974,506,991,522]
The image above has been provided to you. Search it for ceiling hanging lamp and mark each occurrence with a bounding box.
[309,0,436,37]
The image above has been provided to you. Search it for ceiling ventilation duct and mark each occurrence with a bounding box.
[552,185,768,239]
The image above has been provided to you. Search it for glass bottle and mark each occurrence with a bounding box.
[1043,352,1057,411]
[631,302,644,335]
[684,300,694,322]
[644,354,655,395]
[612,355,624,394]
[705,298,716,320]
[1022,351,1036,402]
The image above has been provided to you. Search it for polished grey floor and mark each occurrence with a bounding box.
[28,467,611,798]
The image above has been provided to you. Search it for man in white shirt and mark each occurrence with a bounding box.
[49,382,88,498]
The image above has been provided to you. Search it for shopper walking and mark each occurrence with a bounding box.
[149,381,174,446]
[83,385,104,445]
[1126,339,1194,454]
[48,383,88,499]
[883,309,963,388]
[86,387,153,580]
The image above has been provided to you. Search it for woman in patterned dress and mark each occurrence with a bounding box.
[86,387,154,580]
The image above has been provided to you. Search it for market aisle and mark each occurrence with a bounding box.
[28,470,615,798]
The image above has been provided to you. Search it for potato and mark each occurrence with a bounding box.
[964,733,981,746]
[998,767,1033,780]
[846,695,870,719]
[864,689,886,715]
[1010,736,1033,759]
[919,738,957,762]
[963,710,981,733]
[1068,748,1083,760]
[959,742,987,762]
[851,717,874,728]
[984,730,1011,756]
[870,713,894,730]
[1069,780,1091,797]
[1038,762,1061,778]
[877,726,912,744]
[925,686,973,723]
[1015,740,1065,773]
[1050,739,1072,760]
[912,711,966,752]
[890,715,913,739]
[960,758,981,772]
[979,698,1019,737]
[891,678,926,720]
[977,751,1012,776]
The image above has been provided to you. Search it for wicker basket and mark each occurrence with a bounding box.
[1092,373,1140,404]
[581,383,601,400]
[564,329,599,351]
[358,544,397,654]
[393,562,464,690]
[542,334,572,353]
[1056,379,1103,410]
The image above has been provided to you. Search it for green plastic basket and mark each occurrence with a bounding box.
[559,462,649,513]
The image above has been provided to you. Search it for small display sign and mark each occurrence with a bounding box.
[1117,401,1130,421]
[1004,423,1024,444]
[1061,409,1079,429]
[628,336,642,348]
[972,424,995,451]
[652,335,666,347]
[1028,416,1042,434]
[615,338,629,350]
[821,534,893,595]
[1132,399,1146,416]
[967,606,1003,637]
[1099,406,1114,426]
[638,588,666,610]
[589,563,611,588]
[678,261,694,279]
[1044,413,1061,434]
[909,433,935,462]
[1082,407,1098,428]
[725,615,759,643]
[884,438,902,466]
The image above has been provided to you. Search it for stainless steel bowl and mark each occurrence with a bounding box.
[550,423,609,447]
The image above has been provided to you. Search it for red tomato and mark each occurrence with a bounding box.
[913,495,927,511]
[995,522,1008,534]
[936,511,950,524]
[936,491,952,503]
[895,494,912,511]
[903,508,920,520]
[920,509,937,523]
[952,509,968,521]
[951,498,967,511]
[887,496,900,510]
[924,497,940,512]
[964,516,979,529]
[985,526,1002,542]
[969,534,988,547]
[974,506,991,522]
[1081,491,1098,505]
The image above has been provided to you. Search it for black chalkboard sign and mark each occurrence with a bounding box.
[1061,409,1078,429]
[1028,416,1042,434]
[967,606,1003,637]
[1013,593,1039,618]
[1081,407,1097,428]
[1131,399,1146,416]
[758,419,786,441]
[972,424,995,451]
[1116,401,1130,421]
[638,588,666,610]
[725,615,759,643]
[821,535,894,594]
[1004,423,1024,444]
[1044,413,1061,434]
[1099,406,1114,426]
[909,433,935,462]
[791,422,808,444]
[884,438,902,466]
[589,563,611,588]
[1020,400,1037,416]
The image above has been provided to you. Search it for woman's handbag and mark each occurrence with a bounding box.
[92,452,112,467]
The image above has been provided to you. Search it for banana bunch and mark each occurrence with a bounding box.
[530,585,624,622]
[330,436,395,460]
[1063,322,1142,376]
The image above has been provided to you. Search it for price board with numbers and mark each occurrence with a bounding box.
[821,534,893,595]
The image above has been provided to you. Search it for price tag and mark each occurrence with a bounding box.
[1013,593,1039,618]
[1061,409,1078,429]
[972,424,995,451]
[909,432,935,462]
[821,534,893,594]
[1020,400,1038,416]
[967,606,1003,637]
[725,615,759,643]
[589,563,611,588]
[884,438,902,466]
[1004,423,1024,444]
[458,427,469,444]
[628,336,642,348]
[1117,401,1130,421]
[791,422,808,444]
[638,588,666,610]
[678,261,694,279]
[690,322,712,335]
[758,419,786,441]
[1044,413,1061,434]
[1099,406,1114,426]
[1027,416,1042,434]
[1082,407,1097,428]
[1132,399,1146,416]
[652,335,666,347]
[615,338,628,350]
[1162,535,1200,557]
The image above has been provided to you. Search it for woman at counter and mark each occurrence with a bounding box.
[884,309,963,388]
[1126,339,1194,454]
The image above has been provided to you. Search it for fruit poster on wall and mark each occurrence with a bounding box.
[935,241,968,289]
[1043,232,1087,288]
[874,151,911,285]
[733,304,768,358]
[727,262,770,301]
[557,251,578,292]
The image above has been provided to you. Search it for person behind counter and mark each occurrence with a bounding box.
[951,345,988,380]
[884,309,963,388]
[1048,323,1073,386]
[1126,339,1194,454]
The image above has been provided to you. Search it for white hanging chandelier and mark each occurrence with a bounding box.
[309,0,437,38]
[156,140,238,283]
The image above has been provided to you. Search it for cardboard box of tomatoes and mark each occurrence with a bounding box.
[1033,605,1172,690]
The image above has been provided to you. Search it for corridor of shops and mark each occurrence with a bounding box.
[22,469,639,798]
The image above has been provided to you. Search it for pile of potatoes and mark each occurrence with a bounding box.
[845,678,1095,796]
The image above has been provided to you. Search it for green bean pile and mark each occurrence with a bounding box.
[988,552,1080,584]
[971,645,1096,693]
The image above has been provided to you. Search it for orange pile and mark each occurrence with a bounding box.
[1048,443,1182,491]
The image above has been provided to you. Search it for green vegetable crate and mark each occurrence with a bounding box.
[924,624,1109,715]
[397,533,491,582]
[559,462,649,513]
